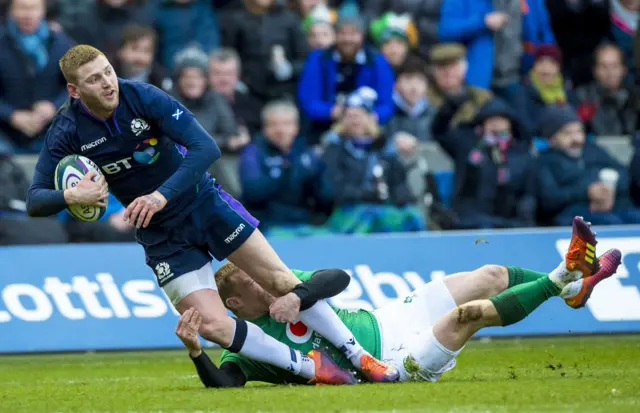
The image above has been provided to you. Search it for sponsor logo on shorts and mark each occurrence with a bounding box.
[155,262,173,283]
[80,137,107,152]
[224,223,245,244]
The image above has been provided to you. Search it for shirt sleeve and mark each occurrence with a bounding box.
[134,83,221,201]
[26,122,76,217]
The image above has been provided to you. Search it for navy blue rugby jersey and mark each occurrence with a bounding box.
[27,78,221,226]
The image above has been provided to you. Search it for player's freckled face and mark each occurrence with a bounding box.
[70,55,120,119]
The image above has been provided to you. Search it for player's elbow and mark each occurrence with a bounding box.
[26,191,44,217]
[203,137,221,164]
[329,269,351,292]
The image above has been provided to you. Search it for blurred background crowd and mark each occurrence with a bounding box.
[3,0,640,245]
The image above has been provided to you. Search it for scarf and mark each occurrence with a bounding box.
[6,18,50,72]
[611,0,638,34]
[392,91,429,118]
[530,69,566,105]
[468,131,512,185]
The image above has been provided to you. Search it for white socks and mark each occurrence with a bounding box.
[548,260,582,289]
[409,328,461,382]
[237,321,315,379]
[298,300,368,369]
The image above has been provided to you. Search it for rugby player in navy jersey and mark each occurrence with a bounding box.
[26,45,399,384]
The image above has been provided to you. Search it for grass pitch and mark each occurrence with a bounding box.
[1,335,639,413]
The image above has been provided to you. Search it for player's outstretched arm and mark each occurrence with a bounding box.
[270,269,351,323]
[176,308,246,388]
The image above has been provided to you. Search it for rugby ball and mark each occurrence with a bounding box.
[54,154,107,222]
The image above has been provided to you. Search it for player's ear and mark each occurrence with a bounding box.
[67,83,80,99]
[226,297,241,310]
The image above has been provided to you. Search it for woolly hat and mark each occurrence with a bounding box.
[344,87,378,112]
[370,12,418,48]
[173,46,209,76]
[302,3,337,33]
[538,105,581,139]
[335,0,365,32]
[534,44,563,66]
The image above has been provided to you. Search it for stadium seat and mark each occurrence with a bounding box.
[13,154,39,182]
[432,170,454,208]
[596,136,633,166]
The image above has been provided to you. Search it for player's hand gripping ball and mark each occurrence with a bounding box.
[55,154,108,222]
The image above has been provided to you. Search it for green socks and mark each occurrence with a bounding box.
[506,267,548,288]
[489,277,562,326]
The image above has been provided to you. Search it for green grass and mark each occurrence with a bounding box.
[1,336,639,413]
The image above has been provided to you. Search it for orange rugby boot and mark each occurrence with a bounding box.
[564,216,599,278]
[563,249,622,309]
[358,353,400,383]
[307,349,357,385]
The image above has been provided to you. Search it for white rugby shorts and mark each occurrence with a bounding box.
[373,277,458,382]
[162,262,218,307]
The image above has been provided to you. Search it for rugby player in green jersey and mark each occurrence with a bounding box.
[175,217,622,386]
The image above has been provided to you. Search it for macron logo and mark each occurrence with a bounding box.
[172,109,183,120]
[224,223,245,244]
[81,137,107,152]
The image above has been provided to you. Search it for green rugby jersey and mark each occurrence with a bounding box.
[220,269,381,384]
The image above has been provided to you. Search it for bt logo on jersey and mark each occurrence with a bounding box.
[102,158,133,174]
[102,139,161,174]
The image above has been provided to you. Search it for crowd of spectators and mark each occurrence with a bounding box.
[2,0,640,245]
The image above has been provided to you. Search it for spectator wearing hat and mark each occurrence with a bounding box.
[358,0,442,57]
[537,106,640,226]
[220,0,307,105]
[571,43,635,136]
[239,101,333,236]
[439,0,555,93]
[322,87,425,234]
[427,43,493,131]
[433,97,535,229]
[297,1,395,145]
[170,47,240,154]
[521,44,572,132]
[154,0,219,71]
[302,3,336,50]
[387,56,435,157]
[370,12,419,72]
[113,25,170,92]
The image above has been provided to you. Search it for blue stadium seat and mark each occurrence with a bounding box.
[433,170,454,207]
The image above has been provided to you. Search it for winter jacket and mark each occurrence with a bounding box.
[433,98,536,228]
[220,4,307,102]
[155,0,219,70]
[386,93,436,141]
[537,141,633,219]
[322,134,413,206]
[298,46,395,124]
[571,82,636,136]
[0,26,71,147]
[439,0,555,88]
[239,135,332,227]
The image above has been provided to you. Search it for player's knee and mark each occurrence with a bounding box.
[478,265,508,295]
[270,269,300,296]
[455,301,488,325]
